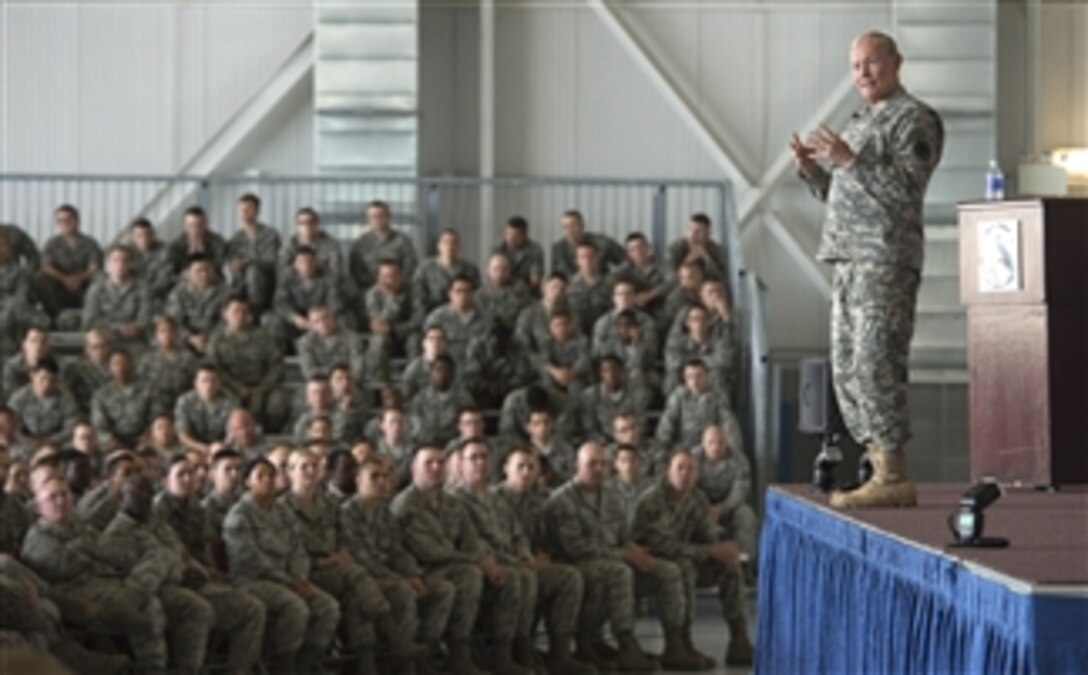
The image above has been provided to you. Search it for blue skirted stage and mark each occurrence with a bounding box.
[756,485,1088,675]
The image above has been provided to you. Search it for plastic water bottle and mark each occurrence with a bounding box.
[985,159,1005,200]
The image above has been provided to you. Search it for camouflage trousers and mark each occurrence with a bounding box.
[160,584,215,674]
[310,561,388,648]
[376,576,455,644]
[476,563,522,642]
[535,562,583,638]
[573,559,635,636]
[424,563,483,642]
[831,262,920,449]
[56,580,167,671]
[634,559,687,631]
[717,503,760,561]
[198,582,266,674]
[676,557,745,625]
[229,265,275,315]
[239,579,340,657]
[226,385,290,435]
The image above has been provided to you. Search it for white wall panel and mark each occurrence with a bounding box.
[1,1,312,174]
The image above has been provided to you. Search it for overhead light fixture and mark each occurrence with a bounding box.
[948,479,1009,548]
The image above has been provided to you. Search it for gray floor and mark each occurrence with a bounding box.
[631,591,757,675]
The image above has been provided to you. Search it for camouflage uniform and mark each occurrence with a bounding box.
[592,307,658,358]
[0,492,32,555]
[656,388,738,450]
[292,407,364,445]
[607,477,653,541]
[60,357,110,415]
[101,512,215,675]
[20,517,169,672]
[349,229,418,292]
[531,438,578,486]
[137,348,198,414]
[412,257,481,312]
[542,479,687,635]
[514,300,575,353]
[279,233,344,282]
[390,485,486,643]
[280,490,389,650]
[339,495,456,643]
[173,390,238,446]
[493,240,545,291]
[268,270,343,349]
[579,382,652,444]
[408,385,475,446]
[400,355,437,400]
[7,385,79,447]
[551,234,624,277]
[165,280,230,343]
[498,385,581,444]
[225,223,281,312]
[666,239,729,283]
[476,280,531,331]
[207,326,288,433]
[127,242,175,301]
[147,495,267,675]
[456,485,584,642]
[0,223,40,270]
[566,275,613,337]
[422,306,492,366]
[803,87,943,450]
[166,231,227,277]
[81,277,151,344]
[2,354,34,402]
[75,483,122,532]
[37,233,103,317]
[222,493,341,657]
[609,261,671,316]
[462,336,537,406]
[297,327,368,385]
[533,335,592,392]
[90,381,157,448]
[364,284,425,376]
[201,491,237,571]
[664,330,735,395]
[605,438,671,480]
[0,272,48,360]
[632,482,746,626]
[693,446,758,558]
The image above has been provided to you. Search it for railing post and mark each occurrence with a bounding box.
[198,178,211,214]
[425,182,441,255]
[651,184,667,258]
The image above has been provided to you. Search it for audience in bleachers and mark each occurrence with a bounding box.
[0,196,755,674]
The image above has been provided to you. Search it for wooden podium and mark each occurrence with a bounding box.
[958,199,1088,486]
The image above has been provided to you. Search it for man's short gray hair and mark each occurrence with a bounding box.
[852,31,900,56]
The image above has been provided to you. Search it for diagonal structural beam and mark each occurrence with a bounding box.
[139,32,315,231]
[762,210,831,298]
[588,0,756,192]
[738,73,857,227]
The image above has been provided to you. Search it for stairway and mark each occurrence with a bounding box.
[313,1,420,243]
[895,0,997,381]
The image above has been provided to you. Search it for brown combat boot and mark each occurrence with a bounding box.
[724,619,754,666]
[659,628,709,671]
[681,623,717,669]
[546,634,598,675]
[613,633,656,672]
[829,446,917,508]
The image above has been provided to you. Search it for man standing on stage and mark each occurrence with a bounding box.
[790,31,943,508]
